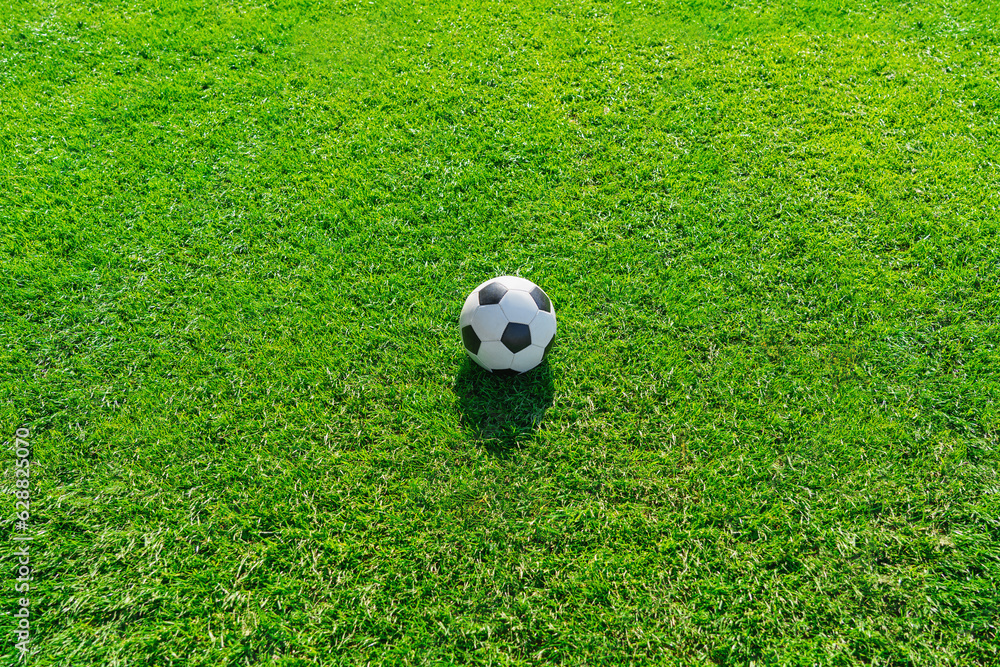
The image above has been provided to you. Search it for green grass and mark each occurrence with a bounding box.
[2,0,999,664]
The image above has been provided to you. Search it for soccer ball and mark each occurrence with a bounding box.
[460,276,556,374]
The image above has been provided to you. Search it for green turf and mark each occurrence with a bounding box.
[2,0,999,664]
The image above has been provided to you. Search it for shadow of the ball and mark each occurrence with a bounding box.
[452,356,555,454]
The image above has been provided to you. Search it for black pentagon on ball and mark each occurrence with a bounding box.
[478,282,507,305]
[543,334,556,356]
[501,322,531,353]
[462,325,481,355]
[491,368,520,377]
[529,286,551,312]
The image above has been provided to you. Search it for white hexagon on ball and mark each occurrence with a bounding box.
[459,275,556,374]
[528,310,557,350]
[459,291,479,327]
[471,304,507,342]
[499,290,538,324]
[510,345,546,373]
[476,340,514,370]
[497,275,537,293]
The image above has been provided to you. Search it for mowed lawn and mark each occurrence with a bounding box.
[2,0,999,664]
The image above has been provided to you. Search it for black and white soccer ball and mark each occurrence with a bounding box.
[460,276,556,374]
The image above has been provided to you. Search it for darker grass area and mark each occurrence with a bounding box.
[453,359,556,453]
[1,0,999,665]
